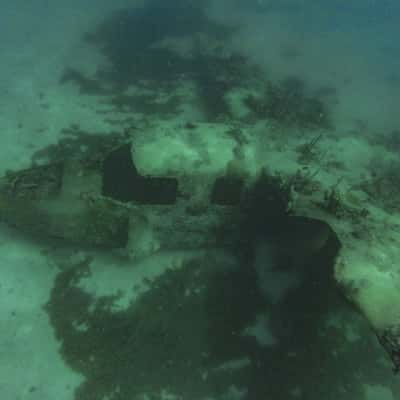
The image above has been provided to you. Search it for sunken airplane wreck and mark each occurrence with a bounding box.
[0,123,400,372]
[0,126,329,256]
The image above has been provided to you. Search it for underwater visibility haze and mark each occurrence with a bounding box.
[0,1,400,399]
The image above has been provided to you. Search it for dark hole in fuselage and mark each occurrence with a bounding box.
[101,144,178,204]
[211,175,244,205]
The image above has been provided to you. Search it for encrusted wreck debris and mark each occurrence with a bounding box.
[1,121,400,374]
